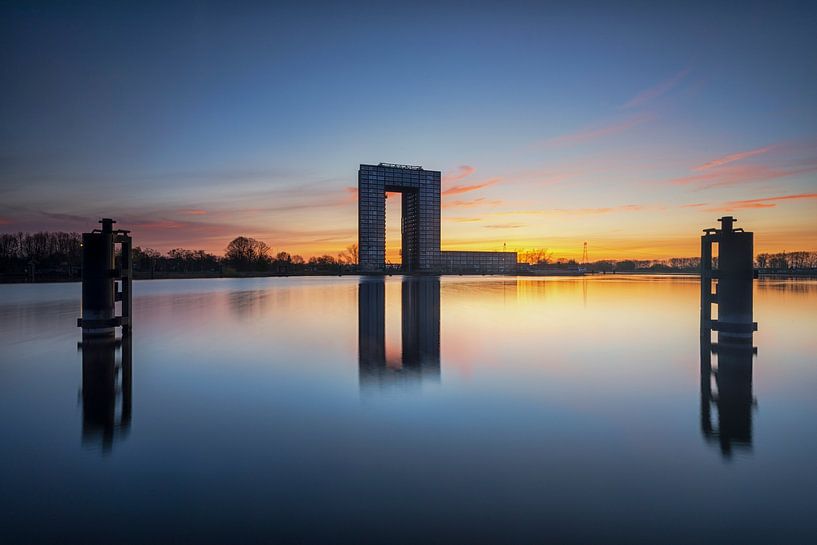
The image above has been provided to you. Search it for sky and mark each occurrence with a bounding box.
[1,0,816,261]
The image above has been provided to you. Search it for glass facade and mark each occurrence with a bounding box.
[358,163,517,274]
[438,251,517,274]
[358,164,441,273]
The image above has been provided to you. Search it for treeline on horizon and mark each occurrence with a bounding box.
[0,232,358,279]
[1,231,816,280]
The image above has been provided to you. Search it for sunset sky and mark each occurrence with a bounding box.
[1,1,815,261]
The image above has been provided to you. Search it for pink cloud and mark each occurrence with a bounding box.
[442,165,476,183]
[621,68,691,109]
[0,217,10,225]
[441,177,500,196]
[484,223,524,229]
[693,145,776,171]
[179,209,208,215]
[339,186,358,204]
[442,197,503,209]
[131,220,188,230]
[446,217,482,223]
[709,192,817,211]
[548,204,645,215]
[493,204,646,216]
[671,164,817,189]
[539,114,653,148]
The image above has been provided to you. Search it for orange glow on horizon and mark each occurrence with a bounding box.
[113,205,816,262]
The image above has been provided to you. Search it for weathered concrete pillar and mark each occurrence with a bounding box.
[80,219,116,338]
[78,218,132,338]
[716,218,754,340]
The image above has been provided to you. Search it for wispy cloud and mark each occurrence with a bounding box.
[484,223,525,229]
[669,138,817,189]
[671,164,817,189]
[710,193,817,211]
[179,209,208,215]
[442,165,476,184]
[693,145,776,171]
[539,114,653,148]
[446,217,482,223]
[130,220,189,230]
[495,204,645,216]
[39,210,89,223]
[442,197,503,209]
[621,68,691,109]
[552,204,644,215]
[339,186,358,205]
[442,177,500,196]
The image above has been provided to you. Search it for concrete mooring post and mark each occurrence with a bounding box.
[77,218,132,338]
[700,216,757,338]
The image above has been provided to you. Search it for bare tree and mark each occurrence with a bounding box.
[338,243,359,265]
[518,248,552,265]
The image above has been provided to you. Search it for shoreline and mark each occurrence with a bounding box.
[2,270,816,284]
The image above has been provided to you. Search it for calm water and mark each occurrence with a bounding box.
[1,275,816,544]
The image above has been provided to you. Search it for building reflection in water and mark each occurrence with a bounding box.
[700,217,757,459]
[358,276,440,392]
[79,333,132,452]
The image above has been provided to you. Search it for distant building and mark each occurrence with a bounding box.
[358,163,516,274]
[438,250,517,274]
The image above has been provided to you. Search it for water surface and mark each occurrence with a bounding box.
[1,276,816,544]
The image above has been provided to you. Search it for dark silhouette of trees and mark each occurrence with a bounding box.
[614,260,637,272]
[518,248,552,265]
[2,230,815,281]
[592,260,616,273]
[338,243,359,265]
[224,237,271,271]
[131,246,219,275]
[307,254,339,272]
[166,248,220,272]
[0,232,81,277]
[756,251,817,270]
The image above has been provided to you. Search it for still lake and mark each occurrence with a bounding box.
[1,275,816,544]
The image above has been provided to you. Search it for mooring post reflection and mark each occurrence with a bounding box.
[700,217,757,458]
[79,333,132,452]
[358,276,440,391]
[700,327,757,457]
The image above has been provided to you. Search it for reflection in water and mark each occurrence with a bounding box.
[700,327,756,457]
[228,289,269,320]
[700,280,757,458]
[358,277,440,392]
[2,277,816,543]
[79,333,132,452]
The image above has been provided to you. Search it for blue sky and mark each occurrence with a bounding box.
[1,1,815,258]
